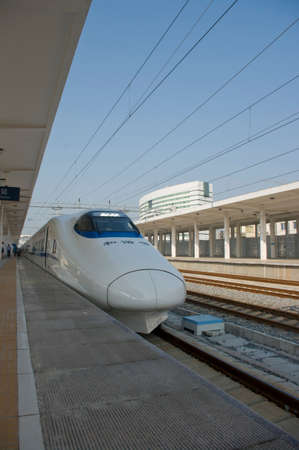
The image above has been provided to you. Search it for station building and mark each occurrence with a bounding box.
[139,180,213,221]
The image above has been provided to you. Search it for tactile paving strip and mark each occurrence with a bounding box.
[40,393,295,450]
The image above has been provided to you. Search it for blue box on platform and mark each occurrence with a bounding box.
[183,314,224,336]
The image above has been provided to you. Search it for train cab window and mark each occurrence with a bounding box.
[92,215,140,235]
[74,211,141,238]
[74,214,94,233]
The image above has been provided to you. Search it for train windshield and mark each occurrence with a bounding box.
[74,211,141,238]
[92,215,140,235]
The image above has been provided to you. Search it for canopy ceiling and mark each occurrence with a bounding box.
[0,0,91,241]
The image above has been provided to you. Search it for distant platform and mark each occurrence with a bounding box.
[169,256,299,267]
[169,257,299,282]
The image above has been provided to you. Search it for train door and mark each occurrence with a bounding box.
[44,227,49,268]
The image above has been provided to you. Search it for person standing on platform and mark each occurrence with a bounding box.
[7,244,11,258]
[1,242,4,259]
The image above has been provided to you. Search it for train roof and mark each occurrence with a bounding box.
[53,209,127,222]
[25,209,130,243]
[86,210,127,217]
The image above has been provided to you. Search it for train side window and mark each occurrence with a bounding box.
[74,215,94,233]
[52,240,57,254]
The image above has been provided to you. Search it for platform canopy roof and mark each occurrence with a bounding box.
[138,181,299,232]
[0,0,91,241]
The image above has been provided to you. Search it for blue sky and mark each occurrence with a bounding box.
[24,0,299,233]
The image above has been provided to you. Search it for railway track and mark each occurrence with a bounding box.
[151,324,299,420]
[177,268,299,301]
[184,274,299,300]
[179,268,299,290]
[174,267,299,332]
[185,292,299,333]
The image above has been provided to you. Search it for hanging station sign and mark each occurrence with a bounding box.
[0,186,20,201]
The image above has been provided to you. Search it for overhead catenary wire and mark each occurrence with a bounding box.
[29,203,138,211]
[45,0,192,199]
[120,112,299,201]
[117,111,299,203]
[100,74,299,200]
[215,168,299,198]
[30,0,192,230]
[133,0,215,108]
[165,113,299,181]
[87,17,299,197]
[210,146,299,183]
[53,0,240,201]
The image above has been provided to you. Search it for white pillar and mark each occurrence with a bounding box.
[260,210,267,260]
[224,215,230,259]
[209,227,215,257]
[194,223,199,258]
[236,223,241,258]
[171,225,176,257]
[154,229,158,249]
[188,228,193,257]
[270,220,276,259]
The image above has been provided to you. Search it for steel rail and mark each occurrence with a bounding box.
[184,275,299,299]
[187,291,299,320]
[155,324,299,417]
[178,268,299,287]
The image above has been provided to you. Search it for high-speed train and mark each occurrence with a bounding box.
[24,209,186,333]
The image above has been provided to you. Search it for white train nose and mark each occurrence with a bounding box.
[107,270,185,311]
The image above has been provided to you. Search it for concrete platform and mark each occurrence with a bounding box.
[11,258,299,448]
